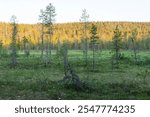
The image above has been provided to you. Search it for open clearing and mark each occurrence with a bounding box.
[0,50,150,99]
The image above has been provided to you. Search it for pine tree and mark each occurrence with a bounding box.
[123,31,128,50]
[45,3,56,62]
[10,15,18,68]
[60,41,69,71]
[112,25,122,68]
[0,40,3,58]
[80,9,89,66]
[39,3,56,65]
[90,24,98,70]
[23,36,30,57]
[39,9,45,58]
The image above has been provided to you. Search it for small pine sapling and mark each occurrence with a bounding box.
[112,25,122,69]
[90,24,99,71]
[23,36,30,57]
[137,69,150,85]
[130,29,138,64]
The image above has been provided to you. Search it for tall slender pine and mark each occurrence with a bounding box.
[90,24,98,70]
[10,15,18,68]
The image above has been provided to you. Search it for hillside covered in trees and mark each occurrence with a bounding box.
[0,22,150,49]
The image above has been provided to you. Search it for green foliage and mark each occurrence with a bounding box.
[130,29,138,64]
[90,24,99,70]
[0,41,8,58]
[112,26,122,50]
[0,40,3,57]
[59,41,68,57]
[90,24,98,44]
[39,3,56,64]
[39,3,56,25]
[58,41,69,71]
[23,36,30,57]
[137,69,150,85]
[112,25,123,68]
[0,22,150,50]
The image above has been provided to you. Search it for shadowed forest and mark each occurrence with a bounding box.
[0,3,150,99]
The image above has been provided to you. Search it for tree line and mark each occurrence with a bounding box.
[0,3,150,53]
[0,22,150,50]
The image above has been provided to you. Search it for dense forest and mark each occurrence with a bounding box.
[0,22,150,50]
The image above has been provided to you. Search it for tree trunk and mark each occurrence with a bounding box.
[92,39,95,70]
[41,24,44,57]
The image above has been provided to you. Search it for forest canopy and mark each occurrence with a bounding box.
[0,21,150,49]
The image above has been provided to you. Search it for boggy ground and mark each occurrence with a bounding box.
[0,50,150,99]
